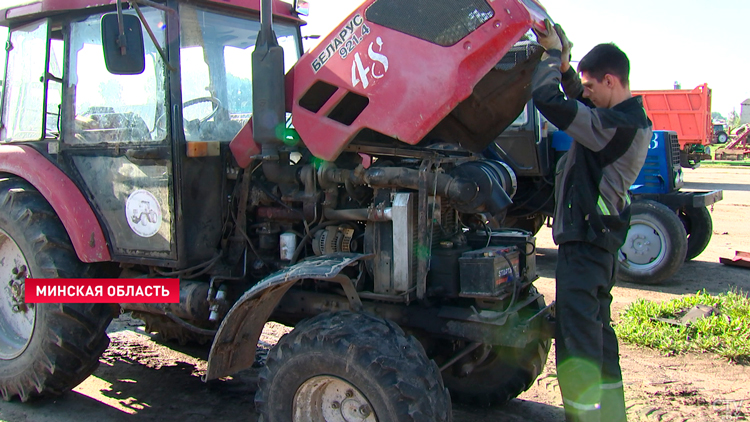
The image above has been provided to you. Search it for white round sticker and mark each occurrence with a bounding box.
[125,190,162,238]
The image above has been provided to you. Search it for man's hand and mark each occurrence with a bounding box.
[555,24,574,72]
[533,19,562,52]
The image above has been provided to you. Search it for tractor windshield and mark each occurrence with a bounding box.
[179,4,301,142]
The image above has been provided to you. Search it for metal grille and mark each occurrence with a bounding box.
[366,0,494,47]
[669,132,681,167]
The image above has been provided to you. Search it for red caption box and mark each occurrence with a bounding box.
[25,279,180,303]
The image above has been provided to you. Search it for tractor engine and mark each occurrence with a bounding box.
[218,0,547,305]
[242,148,527,302]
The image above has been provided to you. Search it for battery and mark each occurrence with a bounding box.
[458,246,520,298]
[468,230,536,281]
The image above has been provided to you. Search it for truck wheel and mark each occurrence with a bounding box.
[0,177,112,401]
[256,311,452,422]
[679,206,713,261]
[716,131,728,144]
[618,200,687,285]
[437,290,550,407]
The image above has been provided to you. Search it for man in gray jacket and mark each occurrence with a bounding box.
[532,21,652,422]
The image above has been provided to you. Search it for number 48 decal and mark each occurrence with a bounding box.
[352,37,389,89]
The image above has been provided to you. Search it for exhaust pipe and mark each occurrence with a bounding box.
[252,0,286,152]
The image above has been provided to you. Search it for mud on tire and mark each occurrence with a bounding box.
[256,311,452,422]
[0,177,112,401]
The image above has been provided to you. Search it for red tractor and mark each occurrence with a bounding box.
[0,0,554,419]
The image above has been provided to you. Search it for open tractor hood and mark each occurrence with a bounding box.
[285,0,550,161]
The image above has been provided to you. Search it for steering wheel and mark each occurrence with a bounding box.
[183,96,222,123]
[155,95,223,134]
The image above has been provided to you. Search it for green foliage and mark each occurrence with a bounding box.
[712,112,725,120]
[728,110,742,128]
[614,290,750,363]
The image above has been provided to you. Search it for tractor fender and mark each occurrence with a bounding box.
[0,144,110,262]
[205,253,366,381]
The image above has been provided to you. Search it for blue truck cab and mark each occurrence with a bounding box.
[631,130,684,194]
[552,130,685,194]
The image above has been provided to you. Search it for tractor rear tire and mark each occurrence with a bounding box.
[256,311,452,422]
[618,200,687,285]
[679,206,713,261]
[716,131,728,144]
[0,177,112,401]
[437,289,550,407]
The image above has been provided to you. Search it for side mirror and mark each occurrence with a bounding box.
[101,13,145,75]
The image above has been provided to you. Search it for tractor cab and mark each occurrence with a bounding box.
[0,0,304,267]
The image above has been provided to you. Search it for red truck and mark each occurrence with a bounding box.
[633,84,713,168]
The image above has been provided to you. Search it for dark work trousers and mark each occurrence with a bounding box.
[556,241,627,422]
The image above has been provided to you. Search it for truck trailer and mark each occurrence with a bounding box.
[633,84,714,168]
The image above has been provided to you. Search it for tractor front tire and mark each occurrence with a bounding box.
[679,206,713,261]
[256,311,452,422]
[0,177,112,401]
[618,200,687,285]
[437,289,550,407]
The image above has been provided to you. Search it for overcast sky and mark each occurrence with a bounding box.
[301,0,750,118]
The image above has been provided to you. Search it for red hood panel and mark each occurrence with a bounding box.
[290,0,549,161]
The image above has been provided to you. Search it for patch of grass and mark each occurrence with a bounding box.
[614,290,750,363]
[701,160,750,167]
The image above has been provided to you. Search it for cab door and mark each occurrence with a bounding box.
[58,8,176,264]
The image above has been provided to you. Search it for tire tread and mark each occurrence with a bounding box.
[257,311,452,422]
[0,177,112,401]
[680,206,713,261]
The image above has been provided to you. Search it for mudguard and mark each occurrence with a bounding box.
[204,253,367,380]
[0,145,110,262]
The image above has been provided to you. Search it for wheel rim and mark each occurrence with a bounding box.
[0,229,36,360]
[294,375,378,422]
[621,218,667,270]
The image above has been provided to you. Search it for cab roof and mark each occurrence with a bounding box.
[0,0,301,27]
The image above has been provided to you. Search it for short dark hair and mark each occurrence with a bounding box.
[577,43,630,86]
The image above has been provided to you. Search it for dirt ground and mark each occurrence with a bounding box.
[1,166,749,422]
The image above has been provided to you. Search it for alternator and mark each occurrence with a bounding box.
[312,225,357,255]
